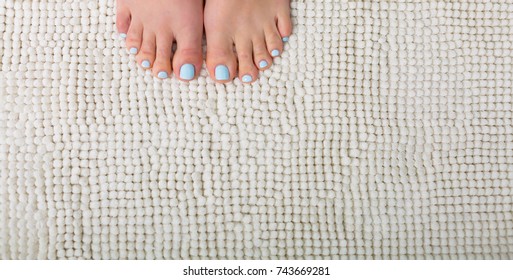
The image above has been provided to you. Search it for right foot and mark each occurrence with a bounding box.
[116,0,204,81]
[204,0,292,84]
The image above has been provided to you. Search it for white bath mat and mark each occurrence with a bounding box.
[1,0,512,259]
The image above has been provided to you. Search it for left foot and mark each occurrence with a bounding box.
[204,0,292,84]
[116,0,204,81]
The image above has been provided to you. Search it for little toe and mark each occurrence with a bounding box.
[152,33,174,79]
[235,38,258,84]
[206,37,237,83]
[136,31,156,70]
[116,2,131,38]
[276,1,293,41]
[264,24,284,58]
[126,19,143,55]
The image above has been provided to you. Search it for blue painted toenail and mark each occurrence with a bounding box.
[129,47,138,54]
[271,49,280,57]
[282,36,289,42]
[141,60,150,68]
[120,33,127,39]
[242,75,253,83]
[180,64,195,80]
[259,60,268,68]
[157,71,168,79]
[215,65,230,81]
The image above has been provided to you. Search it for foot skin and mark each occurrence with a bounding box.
[204,0,292,84]
[116,0,204,81]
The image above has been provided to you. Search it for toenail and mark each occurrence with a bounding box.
[242,75,253,83]
[215,65,230,81]
[282,37,289,42]
[141,60,151,68]
[157,71,168,79]
[119,33,127,39]
[271,49,280,57]
[129,47,138,54]
[180,64,195,80]
[259,60,268,68]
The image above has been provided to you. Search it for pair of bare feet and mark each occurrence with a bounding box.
[116,0,292,84]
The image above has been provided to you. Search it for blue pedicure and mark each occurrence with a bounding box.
[259,60,268,68]
[157,71,168,79]
[120,33,127,39]
[215,65,230,81]
[242,75,252,83]
[129,47,138,54]
[271,49,280,57]
[141,60,151,68]
[282,36,289,42]
[180,64,195,80]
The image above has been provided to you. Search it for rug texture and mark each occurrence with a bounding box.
[1,0,513,259]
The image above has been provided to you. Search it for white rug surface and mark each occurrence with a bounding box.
[1,0,513,259]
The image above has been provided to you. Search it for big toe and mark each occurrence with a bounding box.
[172,29,203,82]
[206,36,237,83]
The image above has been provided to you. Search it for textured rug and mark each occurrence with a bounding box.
[1,0,513,260]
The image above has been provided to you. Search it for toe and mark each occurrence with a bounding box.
[253,36,272,71]
[277,14,292,41]
[116,1,131,38]
[206,36,237,83]
[173,28,203,82]
[264,24,283,58]
[136,31,156,70]
[235,38,258,84]
[126,19,143,55]
[276,1,292,40]
[152,33,174,79]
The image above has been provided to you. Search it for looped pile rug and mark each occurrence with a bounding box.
[1,0,513,259]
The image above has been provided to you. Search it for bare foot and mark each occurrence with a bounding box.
[204,0,292,84]
[116,0,204,81]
